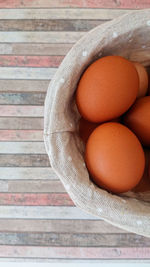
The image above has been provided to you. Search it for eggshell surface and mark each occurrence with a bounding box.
[133,62,148,98]
[133,149,150,192]
[85,122,145,193]
[76,55,139,122]
[124,96,150,147]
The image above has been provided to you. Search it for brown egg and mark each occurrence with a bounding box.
[79,117,99,143]
[133,149,150,192]
[123,96,150,147]
[76,55,139,123]
[85,122,145,193]
[132,62,148,98]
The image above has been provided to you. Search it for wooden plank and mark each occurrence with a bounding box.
[0,167,57,180]
[0,0,148,9]
[0,55,63,67]
[0,142,46,154]
[0,93,45,105]
[0,19,107,32]
[0,106,43,117]
[0,118,43,129]
[0,130,42,141]
[0,206,96,219]
[0,219,127,233]
[0,130,43,141]
[0,67,56,80]
[0,154,50,167]
[0,232,148,247]
[0,80,49,92]
[0,9,132,20]
[0,43,72,55]
[7,180,65,193]
[0,246,148,259]
[0,193,73,206]
[0,32,84,43]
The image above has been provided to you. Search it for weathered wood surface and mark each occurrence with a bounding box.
[0,19,107,32]
[0,0,149,262]
[0,93,46,104]
[0,0,150,8]
[0,167,57,179]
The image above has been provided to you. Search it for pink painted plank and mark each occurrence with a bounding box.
[0,246,149,258]
[0,0,150,8]
[0,130,43,141]
[0,56,64,68]
[0,193,74,206]
[0,105,43,117]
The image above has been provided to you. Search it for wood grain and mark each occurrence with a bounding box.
[0,193,73,206]
[0,142,46,154]
[0,154,50,167]
[0,93,45,105]
[0,32,85,43]
[7,180,65,193]
[0,246,149,259]
[0,43,72,55]
[0,55,63,67]
[0,0,148,261]
[0,219,127,233]
[0,9,130,20]
[0,130,43,141]
[0,19,107,32]
[0,67,56,80]
[0,167,57,180]
[0,118,43,129]
[0,0,148,8]
[0,206,96,219]
[0,232,148,247]
[0,80,49,92]
[0,106,43,117]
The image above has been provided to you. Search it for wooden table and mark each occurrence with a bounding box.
[0,0,150,263]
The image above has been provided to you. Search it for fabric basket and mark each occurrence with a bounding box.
[44,9,150,237]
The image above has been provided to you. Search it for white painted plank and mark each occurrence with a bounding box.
[0,32,84,43]
[0,106,44,117]
[0,67,56,80]
[0,167,58,180]
[0,142,46,154]
[0,8,130,19]
[0,206,96,219]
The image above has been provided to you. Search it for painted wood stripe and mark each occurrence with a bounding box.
[0,232,147,247]
[6,180,65,193]
[0,154,50,167]
[0,56,64,67]
[0,9,132,20]
[0,32,85,43]
[0,260,148,263]
[0,118,43,130]
[0,93,45,105]
[0,43,72,56]
[0,80,49,93]
[0,142,46,154]
[0,219,127,233]
[0,19,107,32]
[0,246,148,259]
[0,206,96,219]
[0,193,73,206]
[0,180,64,193]
[0,0,148,9]
[0,106,43,117]
[0,130,43,141]
[0,67,56,80]
[0,167,57,180]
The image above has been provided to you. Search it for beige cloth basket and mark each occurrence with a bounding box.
[44,9,150,237]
